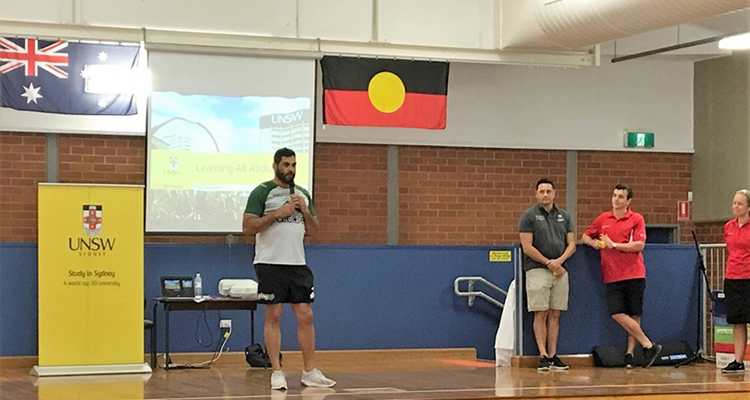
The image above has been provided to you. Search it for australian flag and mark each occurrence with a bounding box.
[0,37,140,115]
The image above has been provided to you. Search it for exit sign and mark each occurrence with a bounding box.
[624,131,655,148]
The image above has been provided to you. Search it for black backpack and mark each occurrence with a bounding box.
[244,343,282,368]
[593,341,695,367]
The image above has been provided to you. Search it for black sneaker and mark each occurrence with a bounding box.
[642,343,663,368]
[624,353,635,368]
[537,357,552,371]
[722,360,746,373]
[549,355,570,370]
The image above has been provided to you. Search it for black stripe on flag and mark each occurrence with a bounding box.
[321,56,449,95]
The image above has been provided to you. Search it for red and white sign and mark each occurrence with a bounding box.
[677,201,690,221]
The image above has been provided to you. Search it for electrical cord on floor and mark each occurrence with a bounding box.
[164,327,231,369]
[159,310,230,370]
[189,327,232,368]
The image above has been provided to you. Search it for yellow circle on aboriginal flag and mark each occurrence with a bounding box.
[368,71,405,113]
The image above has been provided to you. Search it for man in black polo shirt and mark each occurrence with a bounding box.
[519,178,576,371]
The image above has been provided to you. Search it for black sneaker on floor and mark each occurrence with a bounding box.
[624,353,635,368]
[537,357,552,371]
[642,343,663,368]
[548,355,570,370]
[722,360,746,373]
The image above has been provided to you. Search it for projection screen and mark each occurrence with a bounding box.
[146,52,315,233]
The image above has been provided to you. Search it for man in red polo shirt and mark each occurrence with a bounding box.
[581,184,662,368]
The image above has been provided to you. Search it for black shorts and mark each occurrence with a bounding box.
[254,263,314,304]
[725,278,750,324]
[605,278,646,316]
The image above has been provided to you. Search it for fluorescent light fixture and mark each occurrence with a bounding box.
[719,32,750,50]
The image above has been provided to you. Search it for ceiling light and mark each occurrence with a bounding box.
[718,32,750,50]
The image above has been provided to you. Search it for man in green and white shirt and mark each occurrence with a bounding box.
[243,147,335,390]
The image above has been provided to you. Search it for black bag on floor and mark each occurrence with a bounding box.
[593,341,695,367]
[592,345,625,367]
[650,341,695,366]
[244,343,282,368]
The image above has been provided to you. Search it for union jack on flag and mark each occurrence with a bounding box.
[0,37,69,78]
[0,36,140,115]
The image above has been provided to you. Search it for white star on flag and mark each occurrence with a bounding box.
[21,83,43,104]
[98,51,108,62]
[98,98,109,108]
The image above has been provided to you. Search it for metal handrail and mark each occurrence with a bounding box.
[453,276,507,309]
[700,243,727,249]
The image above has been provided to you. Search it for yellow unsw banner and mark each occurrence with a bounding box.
[36,184,147,376]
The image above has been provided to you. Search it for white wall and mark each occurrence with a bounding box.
[2,0,498,50]
[317,58,694,152]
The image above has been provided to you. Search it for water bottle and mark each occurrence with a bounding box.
[194,273,202,298]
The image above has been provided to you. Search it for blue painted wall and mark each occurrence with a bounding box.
[0,243,38,357]
[0,243,701,361]
[520,245,701,355]
[1,244,514,360]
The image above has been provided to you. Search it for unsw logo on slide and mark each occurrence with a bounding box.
[68,204,116,255]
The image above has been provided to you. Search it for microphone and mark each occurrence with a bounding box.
[288,179,299,210]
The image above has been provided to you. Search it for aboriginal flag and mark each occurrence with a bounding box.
[321,56,449,130]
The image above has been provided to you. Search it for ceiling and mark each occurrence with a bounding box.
[601,8,750,62]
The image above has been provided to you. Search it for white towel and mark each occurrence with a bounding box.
[495,279,516,367]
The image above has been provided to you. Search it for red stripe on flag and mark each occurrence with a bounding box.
[324,90,446,130]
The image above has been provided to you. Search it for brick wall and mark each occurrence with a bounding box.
[1,133,702,246]
[399,147,567,245]
[310,143,388,244]
[58,134,145,185]
[694,221,725,244]
[577,151,693,242]
[0,132,46,242]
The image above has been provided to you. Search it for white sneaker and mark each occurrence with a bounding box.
[301,368,336,388]
[271,370,288,390]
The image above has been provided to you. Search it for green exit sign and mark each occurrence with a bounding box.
[624,131,654,148]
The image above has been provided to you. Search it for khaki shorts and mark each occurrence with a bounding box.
[526,268,569,312]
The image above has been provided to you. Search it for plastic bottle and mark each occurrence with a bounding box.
[194,273,202,298]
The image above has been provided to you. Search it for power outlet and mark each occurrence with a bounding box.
[220,319,232,329]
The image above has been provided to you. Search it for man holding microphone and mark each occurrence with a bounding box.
[243,147,335,390]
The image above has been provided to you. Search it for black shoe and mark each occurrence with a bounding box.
[548,355,570,370]
[642,344,663,368]
[624,353,635,368]
[537,357,552,371]
[722,360,746,373]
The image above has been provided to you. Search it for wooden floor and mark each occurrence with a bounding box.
[2,350,750,400]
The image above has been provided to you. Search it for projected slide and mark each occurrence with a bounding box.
[146,92,313,233]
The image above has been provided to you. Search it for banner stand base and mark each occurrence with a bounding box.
[30,363,151,377]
